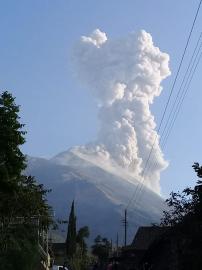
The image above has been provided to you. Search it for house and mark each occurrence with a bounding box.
[140,222,202,270]
[111,226,168,270]
[131,226,167,250]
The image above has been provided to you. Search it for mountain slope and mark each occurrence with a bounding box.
[27,149,166,243]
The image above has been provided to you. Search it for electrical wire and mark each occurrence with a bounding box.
[126,0,202,210]
[160,33,202,146]
[132,42,202,211]
[144,34,202,177]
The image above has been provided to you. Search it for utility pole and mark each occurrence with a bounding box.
[122,209,128,247]
[116,233,119,256]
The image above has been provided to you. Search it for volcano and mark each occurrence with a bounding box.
[27,148,165,243]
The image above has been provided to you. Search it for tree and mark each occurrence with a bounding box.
[66,200,77,259]
[0,91,52,269]
[91,235,111,267]
[0,91,26,181]
[76,226,90,256]
[161,162,202,227]
[64,202,90,270]
[153,163,202,269]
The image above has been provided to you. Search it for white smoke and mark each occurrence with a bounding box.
[72,29,171,193]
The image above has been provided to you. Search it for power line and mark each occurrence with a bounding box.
[126,0,202,210]
[161,50,202,149]
[146,34,202,174]
[135,41,202,209]
[160,33,202,146]
[144,34,202,177]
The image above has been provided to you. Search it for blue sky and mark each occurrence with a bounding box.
[0,0,202,197]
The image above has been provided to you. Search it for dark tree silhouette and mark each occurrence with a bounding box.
[65,201,90,270]
[161,162,202,227]
[154,163,202,270]
[0,91,52,270]
[66,200,77,258]
[0,91,26,180]
[91,235,111,268]
[76,225,90,255]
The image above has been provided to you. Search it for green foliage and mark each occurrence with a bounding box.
[91,235,111,266]
[65,202,90,270]
[158,163,202,269]
[66,200,77,258]
[76,226,90,255]
[0,223,40,270]
[0,91,52,269]
[0,91,26,180]
[68,247,90,270]
[161,162,202,227]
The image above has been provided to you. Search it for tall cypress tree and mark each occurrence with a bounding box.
[66,200,77,258]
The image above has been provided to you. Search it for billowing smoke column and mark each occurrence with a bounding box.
[73,29,171,193]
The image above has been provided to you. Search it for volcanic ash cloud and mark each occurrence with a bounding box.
[73,29,171,193]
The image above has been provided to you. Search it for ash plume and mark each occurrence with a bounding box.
[72,29,171,193]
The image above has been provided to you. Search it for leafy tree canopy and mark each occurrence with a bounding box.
[0,91,52,269]
[0,91,26,181]
[91,235,111,266]
[161,162,202,227]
